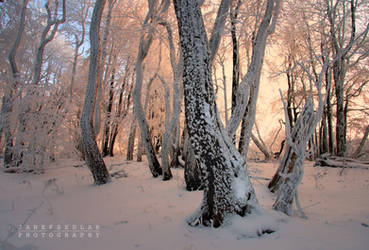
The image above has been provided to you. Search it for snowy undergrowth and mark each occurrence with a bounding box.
[0,157,369,250]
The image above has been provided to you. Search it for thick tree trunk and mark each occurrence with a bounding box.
[174,0,258,227]
[80,0,111,185]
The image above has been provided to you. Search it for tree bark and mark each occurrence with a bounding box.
[2,0,28,168]
[174,0,258,228]
[230,0,242,120]
[32,0,66,86]
[101,62,116,157]
[80,0,111,185]
[94,0,115,137]
[126,118,137,161]
[251,133,271,161]
[69,1,88,103]
[133,0,170,178]
[158,19,183,181]
[183,127,203,191]
[272,97,316,215]
[353,125,369,158]
[237,0,279,157]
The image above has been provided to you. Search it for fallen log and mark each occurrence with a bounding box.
[314,158,369,170]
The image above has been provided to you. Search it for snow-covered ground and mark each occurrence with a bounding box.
[0,157,368,250]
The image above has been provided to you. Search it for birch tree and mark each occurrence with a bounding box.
[80,0,111,185]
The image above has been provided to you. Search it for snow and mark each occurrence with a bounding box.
[1,157,369,250]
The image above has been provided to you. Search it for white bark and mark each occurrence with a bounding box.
[94,0,115,136]
[272,50,332,215]
[235,0,281,156]
[174,0,259,228]
[158,19,183,180]
[2,0,28,168]
[133,0,170,177]
[80,0,111,185]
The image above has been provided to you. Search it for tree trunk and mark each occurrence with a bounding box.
[183,127,203,191]
[126,118,137,161]
[94,0,115,138]
[32,0,66,86]
[2,0,28,169]
[134,57,162,177]
[236,0,278,157]
[230,0,242,122]
[321,110,329,155]
[101,65,116,157]
[159,78,173,180]
[158,20,183,180]
[80,0,111,185]
[251,133,271,161]
[268,99,314,193]
[272,98,315,215]
[133,0,167,177]
[353,125,369,158]
[334,60,347,157]
[174,0,258,227]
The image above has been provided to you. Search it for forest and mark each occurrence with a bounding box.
[0,0,368,249]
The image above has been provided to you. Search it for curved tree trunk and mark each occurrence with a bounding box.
[80,0,111,185]
[158,20,183,181]
[237,0,279,157]
[174,0,258,228]
[268,100,314,193]
[132,0,170,177]
[2,0,29,169]
[32,0,66,86]
[94,0,115,137]
[272,98,315,215]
